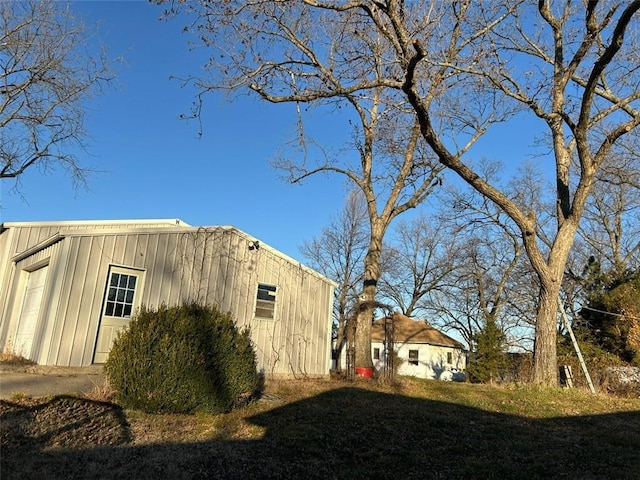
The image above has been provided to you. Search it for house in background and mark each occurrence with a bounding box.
[338,313,466,380]
[373,313,467,380]
[0,219,336,378]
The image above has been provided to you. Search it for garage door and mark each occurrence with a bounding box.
[14,266,49,359]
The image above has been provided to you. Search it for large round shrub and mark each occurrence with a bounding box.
[104,302,260,414]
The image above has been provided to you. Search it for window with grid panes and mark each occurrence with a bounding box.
[104,272,137,318]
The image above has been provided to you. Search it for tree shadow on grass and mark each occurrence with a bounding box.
[1,387,639,480]
[1,395,131,450]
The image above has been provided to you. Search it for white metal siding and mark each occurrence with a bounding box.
[14,266,48,359]
[0,239,62,363]
[4,221,186,257]
[0,223,334,376]
[0,228,15,347]
[13,226,59,256]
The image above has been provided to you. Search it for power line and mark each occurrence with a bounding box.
[580,305,640,321]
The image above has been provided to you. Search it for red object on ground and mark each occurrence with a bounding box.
[355,367,374,379]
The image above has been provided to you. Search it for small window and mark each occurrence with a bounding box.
[447,351,453,364]
[104,272,138,318]
[408,349,419,366]
[373,348,380,360]
[255,283,276,319]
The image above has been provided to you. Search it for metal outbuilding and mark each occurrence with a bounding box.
[0,219,335,378]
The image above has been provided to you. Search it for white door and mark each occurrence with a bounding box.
[14,266,49,359]
[94,267,143,363]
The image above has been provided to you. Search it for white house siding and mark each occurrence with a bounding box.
[377,341,467,380]
[339,341,466,380]
[0,221,334,378]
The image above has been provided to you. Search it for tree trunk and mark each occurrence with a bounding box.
[532,281,561,385]
[354,224,384,370]
[530,217,581,385]
[354,281,376,369]
[333,288,351,370]
[334,322,346,371]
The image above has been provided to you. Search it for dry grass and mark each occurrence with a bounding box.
[0,351,35,366]
[2,377,639,479]
[82,377,117,403]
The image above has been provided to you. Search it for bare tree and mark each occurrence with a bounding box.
[156,1,511,371]
[157,1,639,384]
[432,232,536,352]
[426,162,543,352]
[403,1,640,384]
[157,2,468,370]
[563,146,640,320]
[300,190,369,367]
[1,0,112,187]
[378,212,461,318]
[578,150,640,276]
[273,91,445,371]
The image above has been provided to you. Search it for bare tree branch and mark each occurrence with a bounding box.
[1,0,114,188]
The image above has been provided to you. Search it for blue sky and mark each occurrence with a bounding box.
[0,1,539,264]
[0,1,345,261]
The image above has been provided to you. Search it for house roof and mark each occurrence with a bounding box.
[371,313,465,350]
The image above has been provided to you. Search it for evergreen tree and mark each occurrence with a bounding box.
[580,269,640,366]
[467,320,508,384]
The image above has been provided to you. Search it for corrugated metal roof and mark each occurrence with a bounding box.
[372,313,465,349]
[2,218,190,228]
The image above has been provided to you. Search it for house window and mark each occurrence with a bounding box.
[447,351,453,364]
[105,272,138,318]
[408,349,419,366]
[255,283,277,319]
[373,348,380,360]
